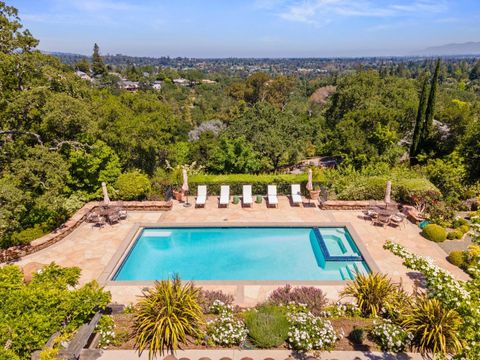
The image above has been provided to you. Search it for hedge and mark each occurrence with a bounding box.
[188,173,326,196]
[334,175,439,203]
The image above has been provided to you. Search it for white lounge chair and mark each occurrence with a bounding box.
[195,185,207,207]
[219,185,230,207]
[267,185,278,208]
[291,184,302,206]
[243,185,253,207]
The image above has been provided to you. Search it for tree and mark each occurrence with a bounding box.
[226,103,309,170]
[75,58,90,73]
[410,77,429,163]
[460,119,480,181]
[66,140,122,194]
[0,2,38,54]
[469,60,480,81]
[244,72,270,104]
[421,59,440,147]
[208,136,263,174]
[92,43,106,76]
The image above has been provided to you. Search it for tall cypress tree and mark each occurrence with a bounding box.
[92,43,106,76]
[409,77,429,164]
[421,59,440,147]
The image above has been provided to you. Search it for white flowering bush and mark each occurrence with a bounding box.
[96,315,116,348]
[384,240,480,358]
[286,304,339,351]
[207,301,247,346]
[209,299,234,315]
[371,319,413,352]
[321,301,361,318]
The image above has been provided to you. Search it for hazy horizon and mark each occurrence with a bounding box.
[10,0,480,58]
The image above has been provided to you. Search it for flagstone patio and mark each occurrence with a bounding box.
[15,196,469,306]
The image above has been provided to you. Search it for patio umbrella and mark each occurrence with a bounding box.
[385,180,392,204]
[101,182,110,206]
[181,168,191,206]
[306,168,313,191]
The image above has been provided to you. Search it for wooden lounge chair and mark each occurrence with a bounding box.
[242,185,253,207]
[268,185,278,208]
[219,185,230,207]
[291,184,302,206]
[195,185,207,207]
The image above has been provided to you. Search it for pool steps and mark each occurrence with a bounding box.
[313,228,363,262]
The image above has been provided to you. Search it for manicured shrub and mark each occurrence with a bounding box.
[198,289,234,314]
[10,224,45,245]
[447,230,463,240]
[402,297,464,356]
[267,284,327,315]
[244,305,289,348]
[349,327,365,344]
[422,224,447,243]
[116,170,151,200]
[447,251,465,267]
[133,277,204,357]
[458,224,470,234]
[340,273,405,318]
[453,218,469,228]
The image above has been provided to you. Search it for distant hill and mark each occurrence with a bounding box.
[415,42,480,56]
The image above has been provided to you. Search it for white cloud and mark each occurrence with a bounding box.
[277,0,448,24]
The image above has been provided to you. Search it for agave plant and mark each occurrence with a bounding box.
[402,296,464,357]
[340,272,405,317]
[133,276,204,359]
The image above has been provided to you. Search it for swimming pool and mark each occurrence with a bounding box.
[113,227,370,281]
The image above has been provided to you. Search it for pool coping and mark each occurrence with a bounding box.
[98,221,380,288]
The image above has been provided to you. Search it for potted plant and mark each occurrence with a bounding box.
[233,195,240,205]
[172,189,184,201]
[309,184,321,200]
[255,194,262,204]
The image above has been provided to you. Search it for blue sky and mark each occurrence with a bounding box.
[9,0,480,57]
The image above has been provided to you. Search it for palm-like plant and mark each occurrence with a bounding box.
[340,272,402,317]
[402,296,464,357]
[133,276,204,359]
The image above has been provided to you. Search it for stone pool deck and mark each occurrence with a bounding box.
[15,196,468,306]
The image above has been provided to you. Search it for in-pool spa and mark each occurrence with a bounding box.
[113,227,370,281]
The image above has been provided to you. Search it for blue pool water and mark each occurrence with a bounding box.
[113,227,370,281]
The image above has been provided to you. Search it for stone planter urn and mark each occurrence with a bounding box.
[173,190,184,201]
[309,190,320,201]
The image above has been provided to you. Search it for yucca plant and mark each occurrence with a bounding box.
[340,272,402,317]
[402,296,464,357]
[133,276,204,359]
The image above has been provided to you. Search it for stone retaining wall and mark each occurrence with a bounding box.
[0,200,172,264]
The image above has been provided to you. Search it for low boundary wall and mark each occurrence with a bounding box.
[0,200,172,263]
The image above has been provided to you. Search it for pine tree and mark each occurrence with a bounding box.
[409,77,429,164]
[92,43,106,76]
[470,60,480,81]
[421,59,440,147]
